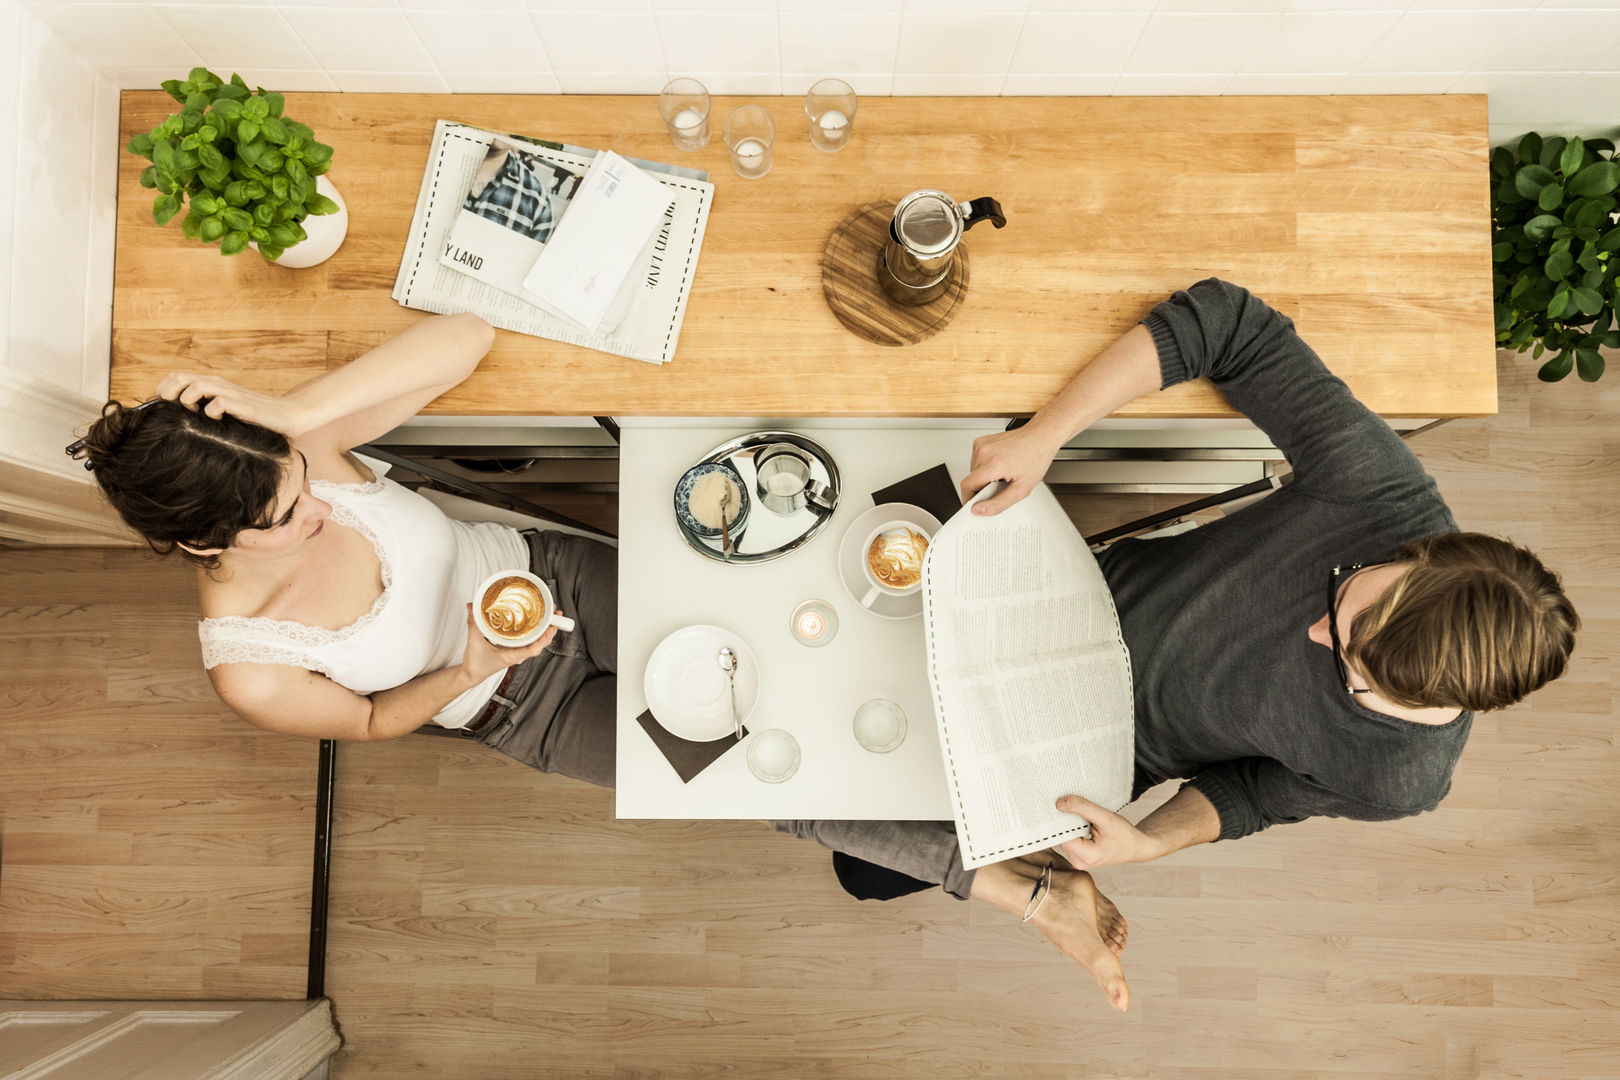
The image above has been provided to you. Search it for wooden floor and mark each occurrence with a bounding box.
[2,352,1616,1078]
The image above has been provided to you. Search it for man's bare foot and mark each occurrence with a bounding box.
[1028,864,1131,1011]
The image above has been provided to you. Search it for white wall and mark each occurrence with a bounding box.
[4,0,116,403]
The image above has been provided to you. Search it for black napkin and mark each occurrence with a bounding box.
[636,709,748,783]
[872,463,962,525]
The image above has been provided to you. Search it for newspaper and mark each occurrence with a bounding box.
[921,483,1135,869]
[393,120,714,365]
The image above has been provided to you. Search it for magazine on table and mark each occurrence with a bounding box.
[394,119,714,366]
[438,137,585,299]
[921,483,1136,870]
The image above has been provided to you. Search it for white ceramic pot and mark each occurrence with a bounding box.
[255,174,349,268]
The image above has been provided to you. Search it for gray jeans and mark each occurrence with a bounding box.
[768,819,975,901]
[474,531,617,788]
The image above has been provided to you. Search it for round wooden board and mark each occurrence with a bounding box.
[821,202,969,347]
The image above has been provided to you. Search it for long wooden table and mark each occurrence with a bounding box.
[112,93,1496,419]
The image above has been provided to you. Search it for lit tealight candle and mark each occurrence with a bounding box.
[672,108,703,131]
[817,109,848,135]
[790,599,838,647]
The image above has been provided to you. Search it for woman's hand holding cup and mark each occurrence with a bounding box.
[461,604,555,684]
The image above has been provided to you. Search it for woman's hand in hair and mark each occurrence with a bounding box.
[156,371,307,436]
[459,603,557,686]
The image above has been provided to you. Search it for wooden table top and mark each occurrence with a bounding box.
[112,93,1496,419]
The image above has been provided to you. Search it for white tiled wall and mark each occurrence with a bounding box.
[6,0,1619,402]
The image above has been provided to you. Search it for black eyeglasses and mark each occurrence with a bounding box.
[1328,562,1375,695]
[64,398,163,470]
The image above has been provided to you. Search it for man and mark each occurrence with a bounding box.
[774,279,1579,1010]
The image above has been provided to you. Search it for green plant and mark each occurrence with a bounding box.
[125,68,337,261]
[1491,132,1620,382]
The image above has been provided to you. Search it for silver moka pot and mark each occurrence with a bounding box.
[880,190,1006,305]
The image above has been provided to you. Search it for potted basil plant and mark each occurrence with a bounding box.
[125,68,347,267]
[1491,132,1620,382]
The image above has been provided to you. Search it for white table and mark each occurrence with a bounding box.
[615,420,1001,820]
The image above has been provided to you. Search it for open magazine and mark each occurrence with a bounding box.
[921,483,1135,869]
[394,120,713,366]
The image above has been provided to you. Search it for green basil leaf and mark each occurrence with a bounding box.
[152,192,181,226]
[200,216,226,242]
[220,230,250,256]
[222,207,253,231]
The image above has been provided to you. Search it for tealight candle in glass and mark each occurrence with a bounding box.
[724,105,775,179]
[658,78,711,152]
[804,78,857,153]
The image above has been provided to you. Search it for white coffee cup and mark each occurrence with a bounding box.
[859,520,932,608]
[472,569,575,648]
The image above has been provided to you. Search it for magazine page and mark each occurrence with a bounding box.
[921,483,1135,869]
[439,138,584,298]
[392,120,713,366]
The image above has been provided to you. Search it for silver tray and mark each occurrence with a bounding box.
[675,430,841,564]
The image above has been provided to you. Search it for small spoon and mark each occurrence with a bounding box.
[718,483,733,556]
[717,646,740,739]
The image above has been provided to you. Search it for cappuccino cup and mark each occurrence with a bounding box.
[472,569,575,649]
[859,520,931,608]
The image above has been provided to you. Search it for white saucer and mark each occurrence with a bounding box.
[644,624,761,742]
[838,503,943,620]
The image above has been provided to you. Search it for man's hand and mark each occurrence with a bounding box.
[1054,795,1168,871]
[959,420,1066,516]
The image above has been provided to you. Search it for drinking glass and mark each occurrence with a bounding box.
[804,78,857,153]
[724,105,775,180]
[658,78,711,152]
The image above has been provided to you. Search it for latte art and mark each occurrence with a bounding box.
[481,576,546,638]
[867,527,928,590]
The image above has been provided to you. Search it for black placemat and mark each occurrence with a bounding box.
[636,709,748,783]
[872,462,962,525]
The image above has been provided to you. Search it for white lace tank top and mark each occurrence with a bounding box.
[197,476,531,729]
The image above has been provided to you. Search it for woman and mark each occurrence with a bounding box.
[75,313,1137,1009]
[71,313,617,784]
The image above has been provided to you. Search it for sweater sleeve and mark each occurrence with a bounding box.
[1141,278,1433,506]
[1186,757,1447,841]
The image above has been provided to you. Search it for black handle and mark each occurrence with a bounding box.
[961,197,1007,231]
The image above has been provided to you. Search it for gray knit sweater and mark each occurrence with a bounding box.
[1100,279,1471,842]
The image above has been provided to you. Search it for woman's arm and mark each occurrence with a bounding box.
[156,313,496,469]
[209,606,553,741]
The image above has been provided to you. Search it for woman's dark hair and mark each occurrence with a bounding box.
[74,400,292,570]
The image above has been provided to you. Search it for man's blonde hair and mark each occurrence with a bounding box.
[1345,533,1578,713]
